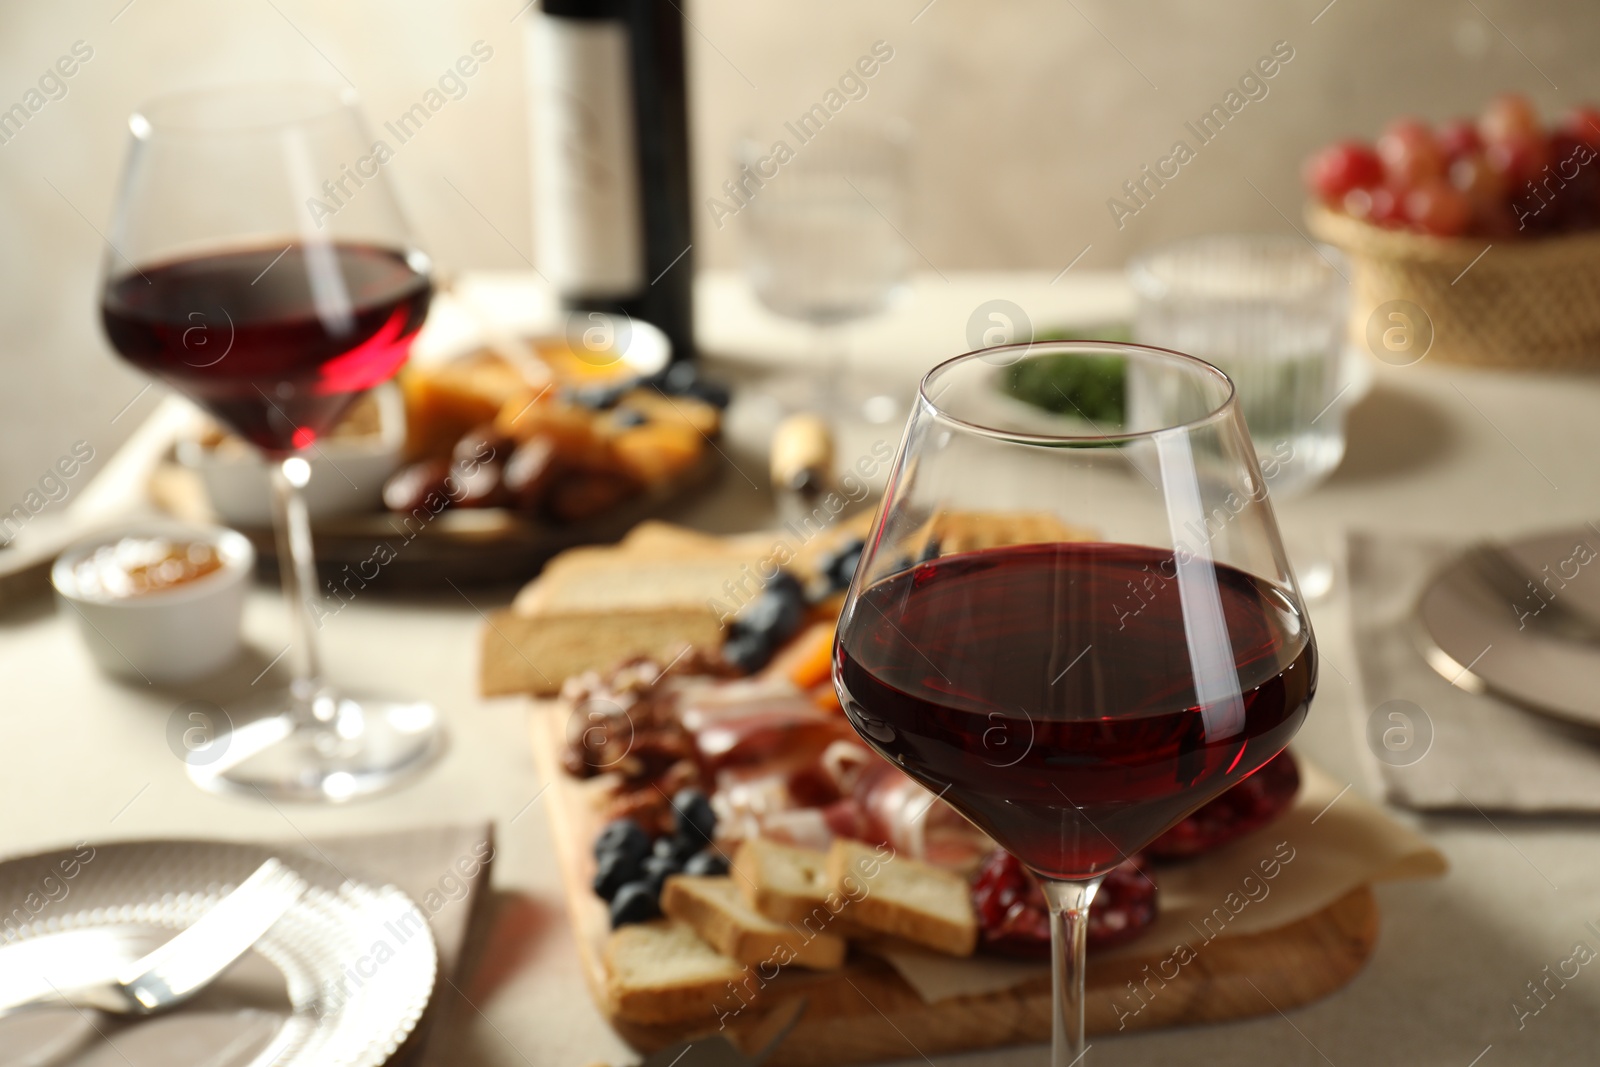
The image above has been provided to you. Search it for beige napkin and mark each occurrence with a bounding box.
[1348,529,1600,811]
[871,761,1445,1003]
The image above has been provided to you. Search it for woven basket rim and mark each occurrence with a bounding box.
[1304,201,1600,266]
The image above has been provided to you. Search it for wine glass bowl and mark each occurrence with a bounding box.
[98,83,444,802]
[738,115,911,327]
[832,341,1316,1060]
[102,84,432,455]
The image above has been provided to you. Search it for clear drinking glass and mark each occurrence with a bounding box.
[98,84,445,802]
[833,341,1317,1065]
[1129,235,1350,499]
[736,115,912,421]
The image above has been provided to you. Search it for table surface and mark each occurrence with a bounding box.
[5,270,1600,1067]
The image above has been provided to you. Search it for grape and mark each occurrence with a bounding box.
[1403,181,1472,237]
[1303,96,1600,239]
[1436,119,1484,160]
[1563,106,1600,148]
[1449,152,1510,232]
[1344,185,1402,228]
[1487,133,1552,190]
[1479,92,1541,144]
[1377,119,1446,186]
[1303,141,1384,205]
[1544,133,1600,231]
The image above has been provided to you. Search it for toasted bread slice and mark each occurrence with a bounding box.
[604,920,747,1025]
[662,875,847,971]
[827,839,977,957]
[479,607,723,696]
[511,552,761,616]
[734,839,845,926]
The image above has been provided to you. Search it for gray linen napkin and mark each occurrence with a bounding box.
[1348,529,1600,811]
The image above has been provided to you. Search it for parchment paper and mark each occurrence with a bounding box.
[871,761,1446,1003]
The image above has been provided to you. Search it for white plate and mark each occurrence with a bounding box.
[1416,527,1600,731]
[0,840,436,1066]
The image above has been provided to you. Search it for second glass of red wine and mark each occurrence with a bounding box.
[99,84,443,802]
[834,341,1316,1064]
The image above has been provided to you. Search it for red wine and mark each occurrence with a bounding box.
[102,243,431,453]
[836,542,1315,881]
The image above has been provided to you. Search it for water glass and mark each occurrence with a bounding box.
[1129,235,1350,498]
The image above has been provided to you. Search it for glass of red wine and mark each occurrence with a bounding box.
[834,341,1316,1064]
[99,84,443,802]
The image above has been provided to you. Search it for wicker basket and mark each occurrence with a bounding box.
[1306,202,1600,369]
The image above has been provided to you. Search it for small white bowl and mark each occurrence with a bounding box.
[52,522,255,685]
[175,383,406,527]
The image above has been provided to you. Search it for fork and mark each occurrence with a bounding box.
[1460,541,1600,646]
[0,857,307,1018]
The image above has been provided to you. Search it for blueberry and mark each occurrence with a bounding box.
[818,538,866,594]
[654,834,701,864]
[723,629,775,673]
[593,848,643,901]
[612,407,649,428]
[594,819,651,865]
[659,362,732,409]
[565,381,631,410]
[732,575,805,646]
[609,881,661,927]
[673,788,717,843]
[641,853,683,896]
[683,850,730,877]
[918,537,942,563]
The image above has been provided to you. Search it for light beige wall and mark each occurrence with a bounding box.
[1,0,1595,504]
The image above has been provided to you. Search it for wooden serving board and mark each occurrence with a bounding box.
[529,707,1378,1065]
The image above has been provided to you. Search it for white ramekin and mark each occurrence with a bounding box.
[51,522,255,685]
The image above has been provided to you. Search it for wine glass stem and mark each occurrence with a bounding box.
[268,458,325,718]
[1043,877,1104,1067]
[811,320,843,412]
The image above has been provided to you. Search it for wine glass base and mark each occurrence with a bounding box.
[186,689,446,803]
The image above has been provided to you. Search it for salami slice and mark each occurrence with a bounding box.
[1145,748,1301,861]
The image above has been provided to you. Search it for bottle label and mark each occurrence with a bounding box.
[528,13,645,298]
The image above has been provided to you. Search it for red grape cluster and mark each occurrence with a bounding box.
[1304,94,1600,237]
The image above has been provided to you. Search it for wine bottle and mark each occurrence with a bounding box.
[528,0,696,365]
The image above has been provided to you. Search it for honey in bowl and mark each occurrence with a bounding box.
[71,537,225,599]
